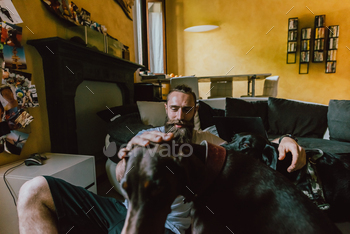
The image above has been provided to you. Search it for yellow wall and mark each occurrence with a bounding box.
[0,0,135,166]
[166,0,350,103]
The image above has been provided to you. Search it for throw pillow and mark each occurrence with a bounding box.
[225,98,269,130]
[107,112,153,145]
[268,97,328,138]
[198,101,225,130]
[328,100,350,142]
[96,104,139,122]
[137,101,167,127]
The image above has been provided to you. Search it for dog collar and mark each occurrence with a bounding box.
[183,141,227,204]
[200,140,227,179]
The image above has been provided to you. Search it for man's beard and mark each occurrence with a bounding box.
[164,116,194,143]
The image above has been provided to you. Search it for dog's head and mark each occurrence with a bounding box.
[223,132,278,170]
[120,142,205,234]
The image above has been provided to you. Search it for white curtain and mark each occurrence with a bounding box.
[133,0,142,65]
[148,12,164,73]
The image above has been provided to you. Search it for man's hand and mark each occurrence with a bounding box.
[277,137,306,173]
[117,131,174,159]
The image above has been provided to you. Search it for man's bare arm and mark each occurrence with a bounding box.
[117,131,174,159]
[272,136,306,173]
[116,131,175,183]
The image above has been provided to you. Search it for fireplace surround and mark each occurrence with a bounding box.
[28,37,143,154]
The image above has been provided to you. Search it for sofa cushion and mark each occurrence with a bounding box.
[267,97,328,138]
[296,137,350,154]
[198,101,225,130]
[328,100,350,142]
[225,98,269,130]
[108,112,153,145]
[137,101,167,127]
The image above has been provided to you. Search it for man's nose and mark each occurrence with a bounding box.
[176,108,185,120]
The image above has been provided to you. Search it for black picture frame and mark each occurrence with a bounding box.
[114,0,134,20]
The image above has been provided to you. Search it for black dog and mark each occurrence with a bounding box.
[120,141,340,234]
[230,132,350,223]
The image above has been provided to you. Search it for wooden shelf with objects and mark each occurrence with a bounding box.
[313,15,326,63]
[287,17,298,64]
[299,28,312,74]
[325,25,339,73]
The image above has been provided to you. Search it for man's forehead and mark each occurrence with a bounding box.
[167,91,195,106]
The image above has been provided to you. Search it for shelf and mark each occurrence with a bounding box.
[287,17,298,64]
[325,25,339,73]
[313,15,326,63]
[299,28,312,74]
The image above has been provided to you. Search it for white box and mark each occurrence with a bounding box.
[0,153,96,234]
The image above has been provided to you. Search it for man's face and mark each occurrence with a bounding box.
[165,91,196,123]
[164,91,198,143]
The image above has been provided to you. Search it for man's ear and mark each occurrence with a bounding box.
[192,103,199,116]
[164,103,168,114]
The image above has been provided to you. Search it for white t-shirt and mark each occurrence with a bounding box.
[129,126,225,234]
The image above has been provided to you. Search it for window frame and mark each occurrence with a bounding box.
[143,0,167,74]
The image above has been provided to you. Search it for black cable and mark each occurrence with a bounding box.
[3,161,25,206]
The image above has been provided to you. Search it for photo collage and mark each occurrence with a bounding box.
[0,0,37,155]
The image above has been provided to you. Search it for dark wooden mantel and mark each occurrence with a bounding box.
[28,37,143,154]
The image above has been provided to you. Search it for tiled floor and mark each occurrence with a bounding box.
[335,222,350,234]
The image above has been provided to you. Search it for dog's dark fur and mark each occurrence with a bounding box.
[120,140,340,234]
[230,132,350,223]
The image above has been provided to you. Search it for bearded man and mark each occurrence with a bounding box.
[17,85,305,234]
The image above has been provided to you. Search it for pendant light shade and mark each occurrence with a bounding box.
[184,25,219,32]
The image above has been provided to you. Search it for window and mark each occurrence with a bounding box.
[134,0,166,74]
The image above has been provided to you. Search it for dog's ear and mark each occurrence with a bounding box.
[231,133,238,142]
[262,144,278,170]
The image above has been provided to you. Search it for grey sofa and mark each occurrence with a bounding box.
[198,97,350,155]
[99,97,350,232]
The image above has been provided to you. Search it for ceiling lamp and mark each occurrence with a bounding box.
[184,25,219,32]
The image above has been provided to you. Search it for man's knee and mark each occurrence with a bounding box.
[18,176,53,210]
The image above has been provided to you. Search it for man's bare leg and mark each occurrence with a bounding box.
[17,176,58,234]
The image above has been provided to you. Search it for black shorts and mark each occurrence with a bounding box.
[44,176,126,234]
[44,176,175,234]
